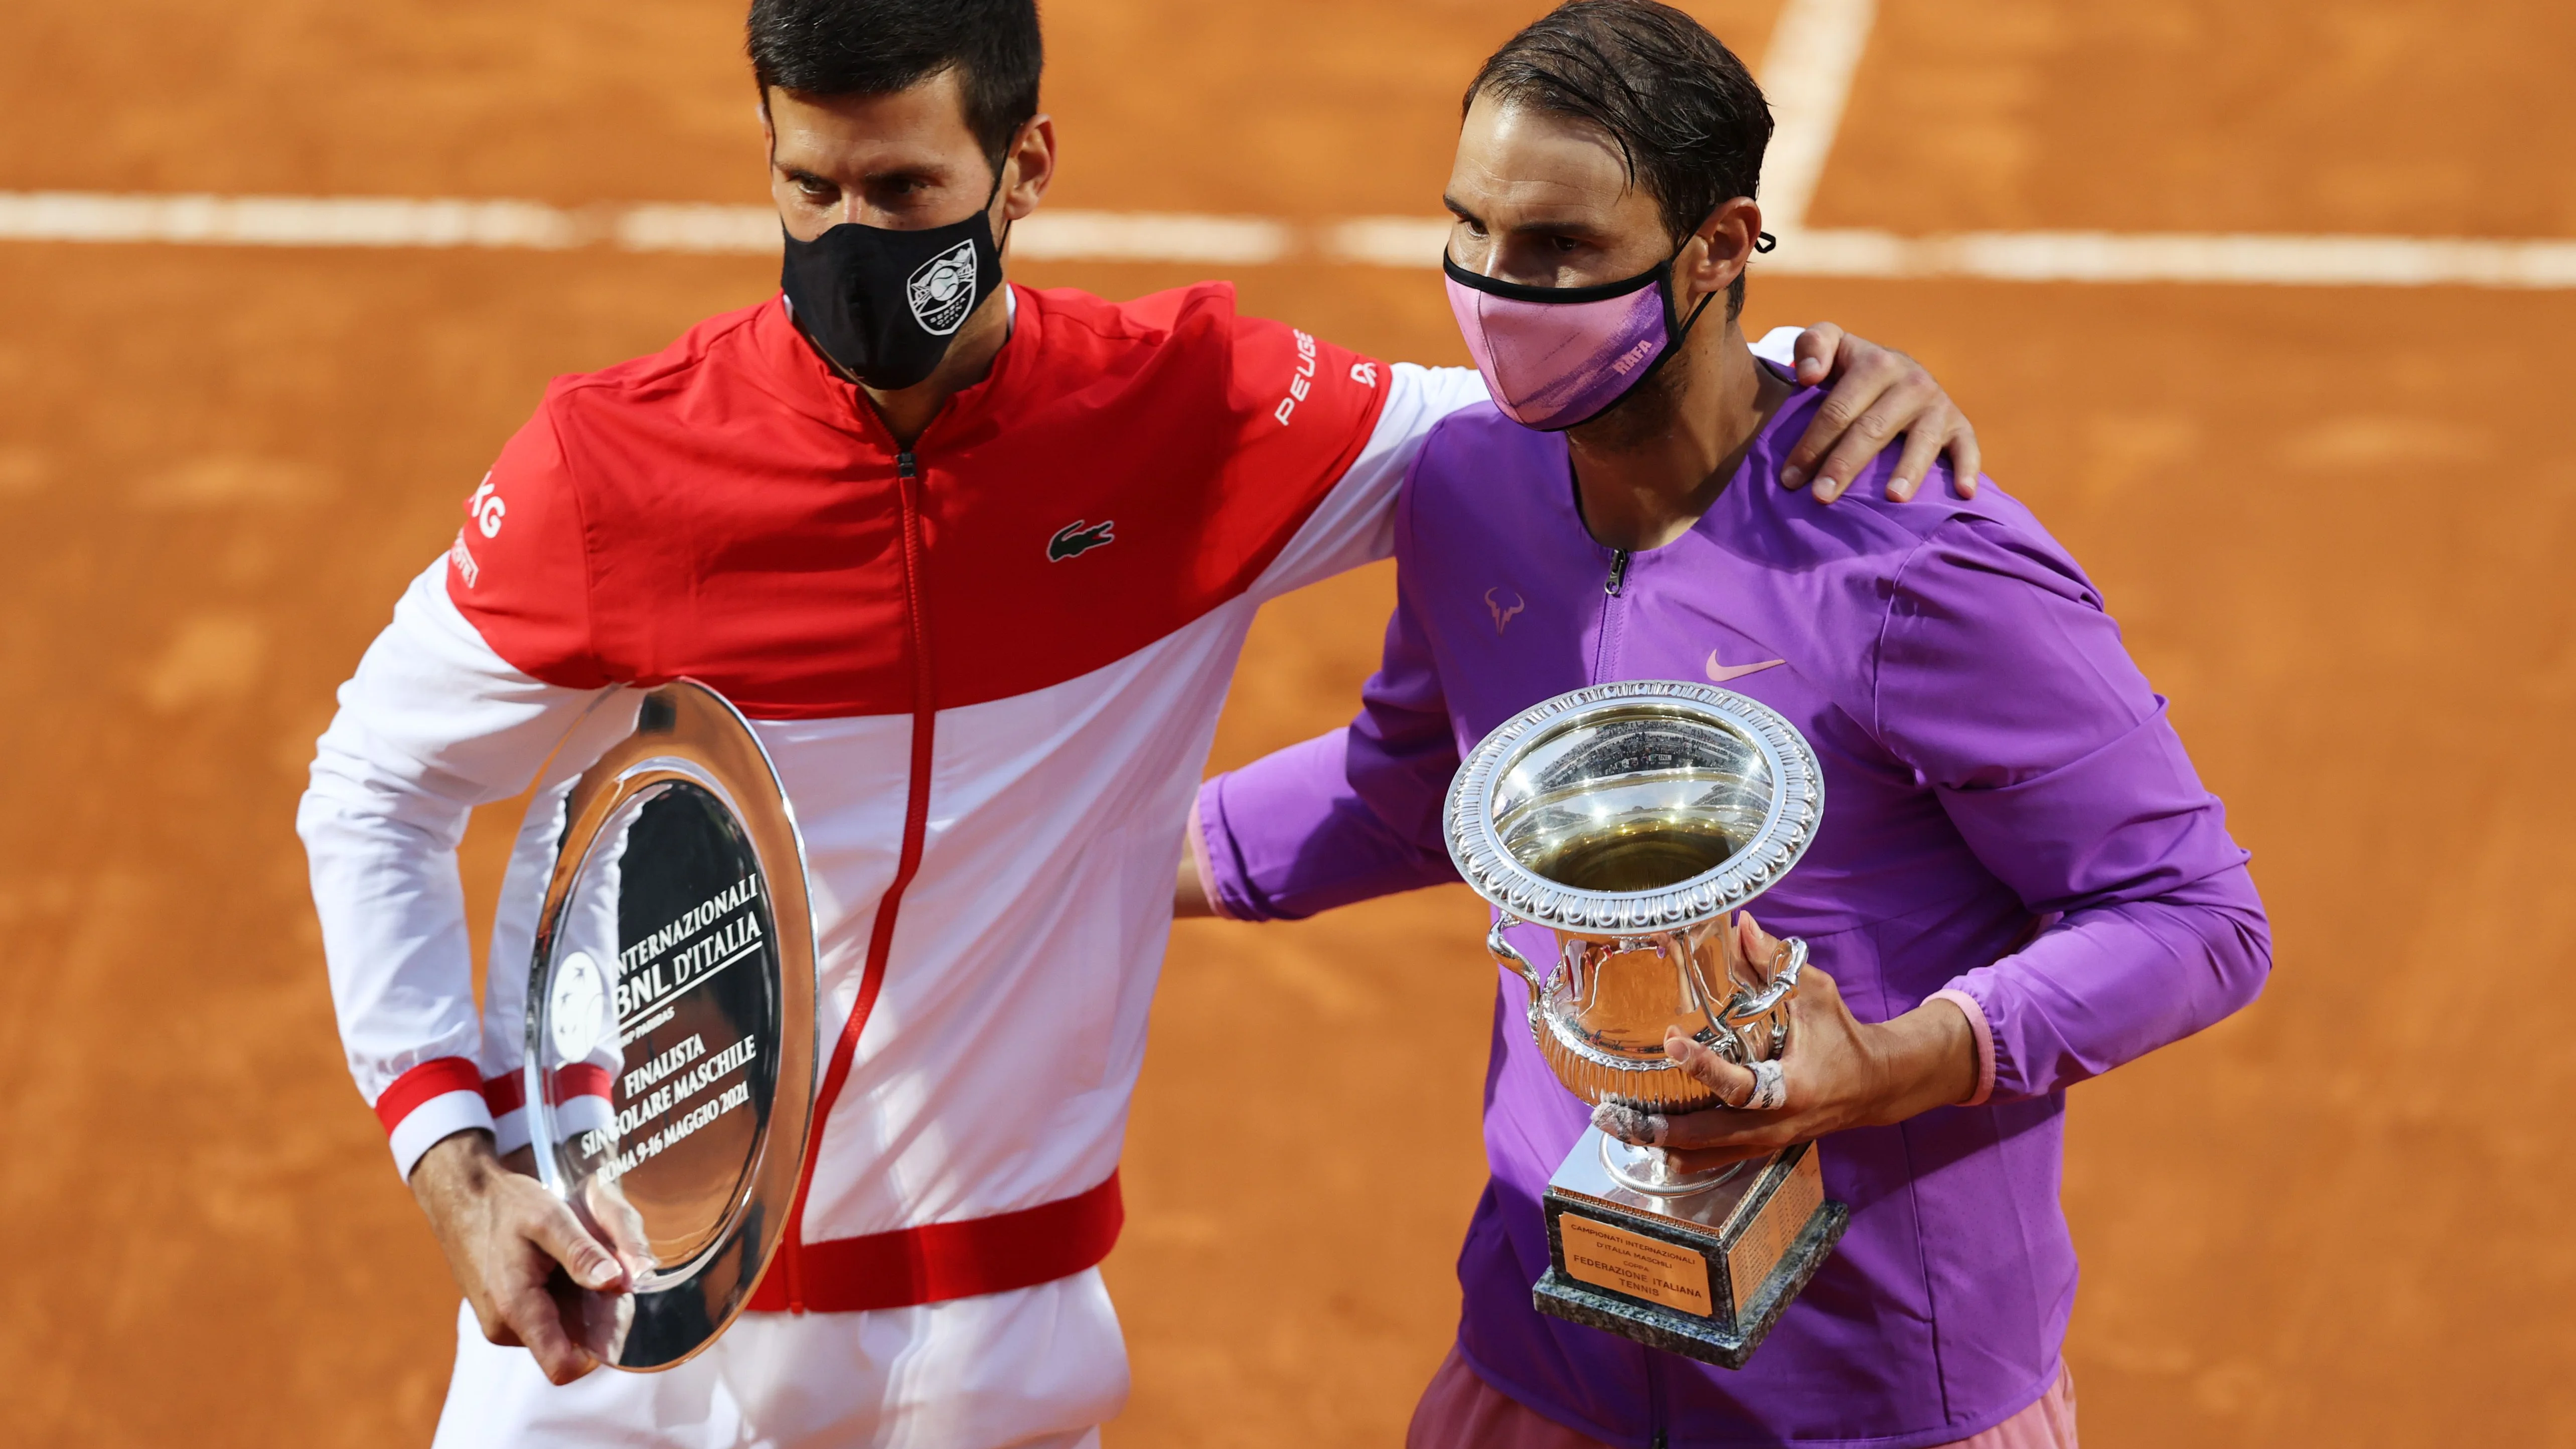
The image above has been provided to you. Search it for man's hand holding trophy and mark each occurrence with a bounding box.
[1594,912,1981,1175]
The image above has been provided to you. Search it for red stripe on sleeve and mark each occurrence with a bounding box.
[551,1063,613,1103]
[372,1057,486,1135]
[483,1063,614,1117]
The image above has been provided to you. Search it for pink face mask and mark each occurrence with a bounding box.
[1443,251,1716,431]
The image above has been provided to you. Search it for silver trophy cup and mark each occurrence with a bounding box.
[1444,680,1850,1368]
[523,680,819,1371]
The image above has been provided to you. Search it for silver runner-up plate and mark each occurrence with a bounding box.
[524,680,818,1371]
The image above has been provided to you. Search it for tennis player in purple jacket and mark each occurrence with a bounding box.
[1175,5,2270,1447]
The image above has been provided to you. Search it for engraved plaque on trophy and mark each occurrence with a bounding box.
[525,680,818,1371]
[1443,681,1850,1369]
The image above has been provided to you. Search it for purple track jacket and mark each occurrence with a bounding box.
[1192,384,2271,1448]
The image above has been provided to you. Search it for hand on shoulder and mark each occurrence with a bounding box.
[1775,322,1984,505]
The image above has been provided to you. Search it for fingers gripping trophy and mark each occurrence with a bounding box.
[1443,681,1849,1368]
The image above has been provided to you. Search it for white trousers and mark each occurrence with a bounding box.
[431,1269,1129,1448]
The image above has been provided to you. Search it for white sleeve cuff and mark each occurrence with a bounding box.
[386,1090,496,1182]
[489,1104,531,1157]
[553,1093,616,1141]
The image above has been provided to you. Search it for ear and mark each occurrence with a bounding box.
[1680,197,1763,314]
[756,89,776,156]
[997,114,1057,225]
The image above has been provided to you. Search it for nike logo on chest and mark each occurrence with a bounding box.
[1706,650,1785,684]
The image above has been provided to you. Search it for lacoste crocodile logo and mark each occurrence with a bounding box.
[1706,649,1785,684]
[1485,587,1526,635]
[1047,519,1116,562]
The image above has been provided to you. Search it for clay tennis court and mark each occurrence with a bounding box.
[5,0,2574,1442]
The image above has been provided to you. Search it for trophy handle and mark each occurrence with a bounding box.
[1723,935,1809,1025]
[1486,915,1548,993]
[1487,915,1555,1050]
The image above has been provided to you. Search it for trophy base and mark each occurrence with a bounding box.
[1599,1132,1746,1197]
[1535,1128,1849,1370]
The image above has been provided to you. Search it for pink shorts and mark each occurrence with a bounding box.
[1404,1344,2077,1449]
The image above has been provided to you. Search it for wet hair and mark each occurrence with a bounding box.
[1466,0,1772,318]
[746,0,1044,170]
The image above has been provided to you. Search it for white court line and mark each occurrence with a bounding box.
[0,191,1294,265]
[1756,0,1879,237]
[1319,215,1451,268]
[1330,218,2576,287]
[1323,1,2576,290]
[1767,228,2576,287]
[2,191,2573,289]
[1011,209,1291,265]
[5,9,2569,285]
[0,191,585,249]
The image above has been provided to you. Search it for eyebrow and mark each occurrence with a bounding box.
[1442,195,1610,239]
[779,162,950,192]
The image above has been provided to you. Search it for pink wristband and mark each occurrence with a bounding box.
[1929,988,1995,1107]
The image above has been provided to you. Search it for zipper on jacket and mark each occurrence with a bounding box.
[1592,546,1632,683]
[779,441,938,1313]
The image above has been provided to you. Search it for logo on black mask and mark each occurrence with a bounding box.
[908,240,980,336]
[779,209,1003,391]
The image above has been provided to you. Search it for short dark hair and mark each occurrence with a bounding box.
[1466,0,1771,318]
[747,0,1044,171]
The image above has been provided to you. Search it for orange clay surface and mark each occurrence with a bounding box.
[4,1,2575,1444]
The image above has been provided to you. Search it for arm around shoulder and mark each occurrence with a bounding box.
[1245,359,1492,602]
[1191,559,1466,921]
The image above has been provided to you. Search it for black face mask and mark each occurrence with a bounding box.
[780,192,1006,392]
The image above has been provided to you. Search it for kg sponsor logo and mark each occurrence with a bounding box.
[467,475,505,538]
[1048,519,1116,561]
[907,239,980,336]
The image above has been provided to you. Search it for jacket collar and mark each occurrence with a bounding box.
[744,283,1044,453]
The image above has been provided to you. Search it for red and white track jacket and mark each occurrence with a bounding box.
[297,282,1486,1309]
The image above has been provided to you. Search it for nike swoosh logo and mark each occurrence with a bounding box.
[1706,651,1785,684]
[1047,519,1116,561]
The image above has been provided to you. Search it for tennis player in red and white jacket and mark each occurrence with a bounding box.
[296,4,1982,1443]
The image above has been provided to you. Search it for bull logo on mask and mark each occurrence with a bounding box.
[907,239,981,337]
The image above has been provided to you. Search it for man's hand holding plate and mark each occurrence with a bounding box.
[409,1129,632,1385]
